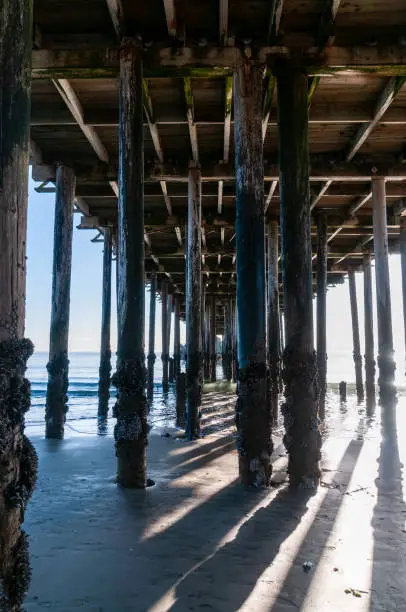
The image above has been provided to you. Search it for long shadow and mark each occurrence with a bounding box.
[370,398,406,611]
[164,436,362,611]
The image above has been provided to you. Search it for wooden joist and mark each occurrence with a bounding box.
[219,0,228,45]
[105,0,125,38]
[317,0,343,49]
[184,77,199,162]
[162,0,177,38]
[265,180,278,213]
[262,75,275,142]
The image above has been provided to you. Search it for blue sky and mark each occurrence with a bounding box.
[26,170,406,383]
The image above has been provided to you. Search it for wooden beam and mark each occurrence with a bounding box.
[346,77,406,161]
[262,75,275,142]
[307,76,320,108]
[265,180,278,213]
[333,235,373,267]
[268,0,284,42]
[317,0,343,49]
[348,192,372,216]
[219,0,228,44]
[218,180,223,215]
[163,0,177,38]
[223,76,233,163]
[105,0,125,38]
[184,78,199,162]
[310,179,332,211]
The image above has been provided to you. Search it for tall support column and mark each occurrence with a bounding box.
[267,221,280,421]
[0,1,38,607]
[348,269,364,400]
[372,177,396,401]
[45,165,75,438]
[98,228,113,417]
[174,294,181,376]
[276,60,321,488]
[400,217,406,373]
[316,213,328,418]
[223,299,233,381]
[234,62,271,487]
[167,293,174,382]
[203,296,210,379]
[113,39,148,488]
[232,298,238,382]
[363,254,376,399]
[147,272,157,399]
[161,280,169,391]
[209,295,217,381]
[185,163,203,439]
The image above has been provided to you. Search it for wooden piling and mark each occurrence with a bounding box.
[234,62,271,487]
[113,39,148,488]
[161,280,169,391]
[45,165,75,439]
[372,177,396,401]
[147,272,157,400]
[276,60,321,488]
[173,294,181,376]
[203,297,211,379]
[98,228,113,417]
[400,217,406,374]
[222,299,233,381]
[185,162,203,439]
[210,294,217,382]
[348,269,364,400]
[267,221,280,421]
[0,0,38,606]
[316,213,328,418]
[232,299,238,382]
[167,292,173,382]
[363,254,376,398]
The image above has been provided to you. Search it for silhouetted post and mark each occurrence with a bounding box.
[267,220,280,421]
[173,294,181,376]
[210,295,217,381]
[167,293,173,381]
[279,310,285,352]
[223,299,233,381]
[113,39,148,488]
[400,218,406,373]
[98,228,113,417]
[203,297,210,379]
[348,269,364,400]
[161,280,169,391]
[185,162,203,439]
[316,213,328,418]
[234,61,271,487]
[147,272,157,400]
[0,1,38,606]
[363,253,376,400]
[232,299,237,382]
[45,165,75,439]
[276,60,321,488]
[372,177,396,402]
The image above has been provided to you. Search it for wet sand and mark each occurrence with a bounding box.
[24,391,406,611]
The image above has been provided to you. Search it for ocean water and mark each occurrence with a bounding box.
[25,350,405,439]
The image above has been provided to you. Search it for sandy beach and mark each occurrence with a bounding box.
[23,391,406,611]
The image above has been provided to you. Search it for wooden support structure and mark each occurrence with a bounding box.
[363,254,376,399]
[161,280,169,392]
[372,177,396,401]
[234,62,271,488]
[98,227,113,417]
[209,295,217,382]
[167,292,174,382]
[232,298,238,382]
[45,165,75,438]
[401,217,406,374]
[222,299,233,381]
[203,296,210,379]
[267,221,280,421]
[113,39,148,488]
[173,294,181,376]
[185,163,203,439]
[0,0,38,606]
[147,272,157,400]
[348,269,364,400]
[276,60,321,488]
[316,213,328,418]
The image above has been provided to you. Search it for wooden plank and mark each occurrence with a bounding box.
[265,180,278,213]
[310,179,332,211]
[219,0,228,44]
[346,77,406,162]
[317,0,343,49]
[218,180,223,215]
[223,76,233,163]
[262,75,275,142]
[105,0,125,38]
[184,77,199,162]
[348,192,372,216]
[163,0,177,38]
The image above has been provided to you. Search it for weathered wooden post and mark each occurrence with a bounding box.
[147,272,157,400]
[210,295,217,381]
[45,165,75,438]
[372,177,396,401]
[276,60,321,488]
[316,213,328,418]
[98,228,113,417]
[203,296,210,379]
[167,292,174,382]
[231,298,237,382]
[400,217,406,374]
[363,253,376,400]
[113,38,148,488]
[185,162,203,439]
[0,0,38,606]
[173,294,181,376]
[222,299,233,381]
[161,280,169,391]
[234,61,271,487]
[267,220,280,421]
[348,269,364,400]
